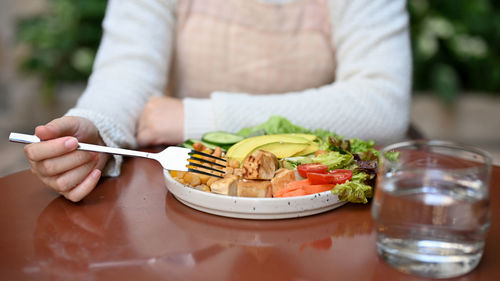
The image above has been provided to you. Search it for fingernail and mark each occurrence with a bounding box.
[64,138,78,149]
[91,169,101,178]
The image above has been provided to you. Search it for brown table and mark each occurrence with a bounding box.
[0,157,498,281]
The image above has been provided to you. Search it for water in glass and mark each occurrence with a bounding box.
[373,141,491,279]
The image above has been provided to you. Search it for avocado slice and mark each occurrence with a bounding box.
[226,134,316,163]
[293,142,319,156]
[257,142,309,159]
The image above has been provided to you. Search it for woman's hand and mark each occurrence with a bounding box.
[137,96,184,146]
[24,116,110,202]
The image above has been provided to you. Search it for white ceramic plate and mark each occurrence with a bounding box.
[163,170,347,220]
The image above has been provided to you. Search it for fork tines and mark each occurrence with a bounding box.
[188,150,226,163]
[187,150,227,178]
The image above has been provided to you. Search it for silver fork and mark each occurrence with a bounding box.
[9,132,226,178]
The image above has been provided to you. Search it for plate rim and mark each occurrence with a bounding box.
[163,169,347,219]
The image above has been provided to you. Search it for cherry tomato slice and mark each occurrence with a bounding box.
[307,169,353,185]
[297,163,328,178]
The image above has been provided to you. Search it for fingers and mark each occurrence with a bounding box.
[36,116,80,141]
[26,116,105,202]
[61,169,101,202]
[24,137,78,162]
[35,124,58,141]
[33,150,98,177]
[41,155,99,193]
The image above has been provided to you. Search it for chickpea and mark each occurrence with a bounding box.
[225,167,234,175]
[233,168,244,178]
[194,184,210,192]
[212,147,222,158]
[183,172,201,186]
[198,174,211,184]
[228,159,240,168]
[206,177,218,188]
[193,142,205,151]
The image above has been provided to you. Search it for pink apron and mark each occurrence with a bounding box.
[168,0,335,98]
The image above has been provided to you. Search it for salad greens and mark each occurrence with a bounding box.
[236,116,310,137]
[237,116,340,142]
[251,116,390,204]
[282,151,354,171]
[188,115,397,204]
[332,172,373,204]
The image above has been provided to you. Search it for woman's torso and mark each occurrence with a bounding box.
[168,0,336,98]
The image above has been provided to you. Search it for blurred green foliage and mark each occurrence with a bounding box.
[16,0,500,102]
[16,0,106,100]
[409,0,500,103]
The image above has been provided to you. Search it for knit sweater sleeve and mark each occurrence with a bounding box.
[65,0,176,176]
[184,0,412,144]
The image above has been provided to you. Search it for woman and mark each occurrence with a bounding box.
[24,0,412,201]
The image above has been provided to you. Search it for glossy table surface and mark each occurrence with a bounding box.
[0,157,499,281]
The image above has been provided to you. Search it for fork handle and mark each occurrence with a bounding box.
[9,132,151,159]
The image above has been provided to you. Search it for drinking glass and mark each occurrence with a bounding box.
[372,140,492,278]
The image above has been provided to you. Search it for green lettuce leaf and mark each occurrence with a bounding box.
[237,116,310,136]
[282,151,354,171]
[349,138,377,154]
[281,156,312,170]
[331,172,373,204]
[311,151,354,170]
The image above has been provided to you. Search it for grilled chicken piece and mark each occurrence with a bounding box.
[237,180,272,198]
[241,150,278,180]
[271,168,296,196]
[210,175,239,196]
[225,167,245,178]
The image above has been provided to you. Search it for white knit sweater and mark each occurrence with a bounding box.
[66,0,412,176]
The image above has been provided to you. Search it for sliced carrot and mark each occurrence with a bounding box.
[274,186,300,197]
[275,188,307,198]
[285,179,310,189]
[273,179,308,197]
[301,183,335,195]
[287,179,334,195]
[273,179,335,197]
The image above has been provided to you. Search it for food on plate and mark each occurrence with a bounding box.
[202,131,244,145]
[274,179,334,198]
[297,163,328,178]
[210,175,239,196]
[241,150,278,180]
[237,179,272,198]
[270,168,296,196]
[306,169,353,185]
[226,134,318,164]
[174,115,398,204]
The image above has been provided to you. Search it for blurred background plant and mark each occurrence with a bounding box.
[409,0,500,103]
[15,0,500,103]
[16,0,106,101]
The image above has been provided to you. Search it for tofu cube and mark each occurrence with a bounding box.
[210,175,239,196]
[242,150,278,180]
[237,180,272,198]
[271,168,296,196]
